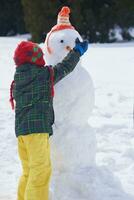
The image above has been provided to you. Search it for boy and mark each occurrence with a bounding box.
[10,38,88,200]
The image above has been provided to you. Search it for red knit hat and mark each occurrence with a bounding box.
[14,41,45,67]
[46,6,75,54]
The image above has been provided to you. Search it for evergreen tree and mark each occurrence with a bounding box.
[0,0,25,36]
[70,0,116,42]
[21,0,59,42]
[113,0,134,40]
[71,0,134,42]
[0,0,134,42]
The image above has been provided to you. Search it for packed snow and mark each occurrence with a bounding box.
[0,36,133,200]
[43,26,96,199]
[44,27,95,171]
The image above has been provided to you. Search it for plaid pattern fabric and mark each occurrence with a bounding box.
[13,50,80,137]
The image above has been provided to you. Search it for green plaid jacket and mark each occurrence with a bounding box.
[13,50,80,137]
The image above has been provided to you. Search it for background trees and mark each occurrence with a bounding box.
[0,0,25,36]
[0,0,133,42]
[21,0,59,42]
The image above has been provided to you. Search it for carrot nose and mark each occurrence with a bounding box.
[66,46,72,51]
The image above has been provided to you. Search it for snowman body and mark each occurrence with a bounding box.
[44,29,96,171]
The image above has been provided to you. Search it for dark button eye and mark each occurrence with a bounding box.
[60,40,64,43]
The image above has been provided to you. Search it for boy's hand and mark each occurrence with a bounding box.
[74,38,88,56]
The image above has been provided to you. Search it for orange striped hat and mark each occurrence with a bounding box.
[46,6,75,54]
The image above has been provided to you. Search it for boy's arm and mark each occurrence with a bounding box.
[53,49,80,84]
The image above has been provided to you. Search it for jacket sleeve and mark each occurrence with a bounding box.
[53,50,80,84]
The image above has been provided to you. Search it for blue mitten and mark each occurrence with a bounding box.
[74,38,88,56]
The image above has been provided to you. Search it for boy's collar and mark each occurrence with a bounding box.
[16,63,35,71]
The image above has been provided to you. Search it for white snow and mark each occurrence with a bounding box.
[0,36,134,200]
[109,26,123,41]
[128,28,134,38]
[109,26,134,41]
[44,28,95,174]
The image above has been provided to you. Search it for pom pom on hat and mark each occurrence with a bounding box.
[59,6,70,16]
[14,41,45,67]
[45,6,75,54]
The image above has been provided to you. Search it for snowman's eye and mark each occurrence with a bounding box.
[60,40,64,43]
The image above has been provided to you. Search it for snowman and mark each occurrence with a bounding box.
[44,7,96,198]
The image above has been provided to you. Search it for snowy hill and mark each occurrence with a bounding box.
[0,36,134,200]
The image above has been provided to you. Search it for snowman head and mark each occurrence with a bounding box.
[44,6,82,65]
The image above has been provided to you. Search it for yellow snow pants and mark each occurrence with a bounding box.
[17,133,52,200]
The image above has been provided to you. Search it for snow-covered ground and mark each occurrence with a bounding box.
[0,37,134,200]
